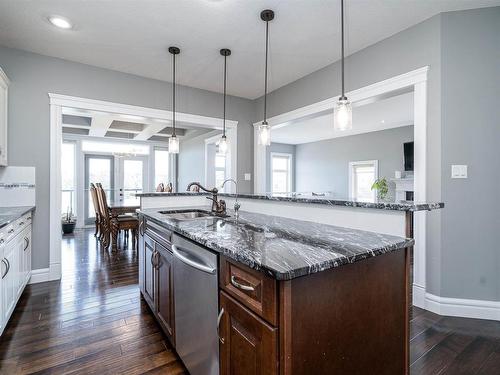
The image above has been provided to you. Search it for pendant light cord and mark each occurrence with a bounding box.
[172,53,176,137]
[341,0,345,99]
[263,20,269,124]
[223,54,227,137]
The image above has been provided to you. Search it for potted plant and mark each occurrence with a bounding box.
[62,209,76,235]
[371,177,389,200]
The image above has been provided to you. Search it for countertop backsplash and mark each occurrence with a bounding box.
[0,166,36,207]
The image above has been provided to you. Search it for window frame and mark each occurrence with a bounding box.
[348,160,379,201]
[61,140,77,216]
[153,146,171,189]
[270,152,293,194]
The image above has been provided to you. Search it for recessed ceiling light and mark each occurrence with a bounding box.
[48,16,73,29]
[381,120,385,124]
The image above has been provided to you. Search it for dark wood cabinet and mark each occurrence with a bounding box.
[139,219,175,345]
[142,234,156,309]
[156,242,175,342]
[219,291,278,375]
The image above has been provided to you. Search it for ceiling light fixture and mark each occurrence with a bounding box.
[168,46,180,154]
[48,16,73,30]
[258,9,275,147]
[334,0,352,131]
[218,48,231,155]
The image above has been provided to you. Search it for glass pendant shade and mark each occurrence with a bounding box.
[334,98,352,131]
[218,135,229,155]
[169,135,179,154]
[258,122,271,146]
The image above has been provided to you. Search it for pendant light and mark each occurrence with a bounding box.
[334,0,352,131]
[168,46,180,153]
[258,9,274,146]
[218,48,231,155]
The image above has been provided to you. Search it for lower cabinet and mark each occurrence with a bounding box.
[0,213,33,336]
[155,242,174,340]
[139,222,175,345]
[219,291,278,375]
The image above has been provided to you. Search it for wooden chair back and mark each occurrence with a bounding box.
[89,183,100,217]
[95,183,110,221]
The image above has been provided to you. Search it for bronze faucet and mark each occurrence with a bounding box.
[186,182,226,215]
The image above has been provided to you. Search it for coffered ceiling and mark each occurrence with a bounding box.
[0,0,498,98]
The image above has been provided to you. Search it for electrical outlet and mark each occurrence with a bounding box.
[451,165,467,179]
[244,173,251,181]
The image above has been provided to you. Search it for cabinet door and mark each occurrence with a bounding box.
[22,229,32,285]
[2,244,16,321]
[219,291,278,375]
[0,73,7,167]
[138,219,145,292]
[155,243,174,342]
[142,234,156,309]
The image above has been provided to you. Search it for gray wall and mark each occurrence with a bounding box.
[440,7,500,301]
[265,142,296,192]
[177,136,207,191]
[0,45,254,270]
[295,126,414,197]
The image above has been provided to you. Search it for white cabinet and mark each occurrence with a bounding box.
[0,67,8,166]
[0,211,32,335]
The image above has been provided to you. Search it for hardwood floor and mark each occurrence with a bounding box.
[0,229,187,375]
[1,228,499,374]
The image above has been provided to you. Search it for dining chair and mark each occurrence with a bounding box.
[95,183,139,250]
[89,183,101,238]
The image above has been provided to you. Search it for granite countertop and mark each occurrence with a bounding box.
[136,192,444,212]
[139,207,414,280]
[0,206,36,229]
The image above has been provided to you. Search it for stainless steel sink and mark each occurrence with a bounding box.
[158,209,228,220]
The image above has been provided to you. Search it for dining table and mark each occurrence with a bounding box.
[108,202,140,251]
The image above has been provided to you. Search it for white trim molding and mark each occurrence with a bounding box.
[425,292,500,321]
[29,268,50,284]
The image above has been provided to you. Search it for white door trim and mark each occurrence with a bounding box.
[49,94,238,281]
[253,66,429,309]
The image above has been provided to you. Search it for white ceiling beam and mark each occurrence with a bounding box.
[134,123,168,141]
[89,115,113,137]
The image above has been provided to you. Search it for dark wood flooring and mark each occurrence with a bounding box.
[1,229,500,374]
[0,229,187,375]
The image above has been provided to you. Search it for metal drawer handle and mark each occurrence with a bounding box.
[1,259,6,279]
[139,221,144,236]
[2,258,10,279]
[24,237,30,251]
[150,250,156,267]
[230,275,255,292]
[172,245,216,275]
[217,308,225,344]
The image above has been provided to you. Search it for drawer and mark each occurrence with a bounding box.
[219,257,278,325]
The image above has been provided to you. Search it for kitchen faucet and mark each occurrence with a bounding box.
[186,182,226,215]
[221,178,240,219]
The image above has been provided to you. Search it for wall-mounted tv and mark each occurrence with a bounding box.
[404,142,414,171]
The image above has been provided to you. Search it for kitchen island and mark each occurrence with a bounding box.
[138,205,414,375]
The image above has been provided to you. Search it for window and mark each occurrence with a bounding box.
[154,148,170,187]
[61,142,76,215]
[271,153,292,193]
[349,160,378,202]
[215,153,226,191]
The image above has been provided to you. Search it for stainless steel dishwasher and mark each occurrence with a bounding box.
[172,233,219,375]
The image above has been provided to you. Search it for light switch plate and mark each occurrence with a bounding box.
[244,173,251,181]
[451,165,468,179]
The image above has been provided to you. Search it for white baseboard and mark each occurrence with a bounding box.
[29,268,50,284]
[425,293,500,321]
[413,284,500,321]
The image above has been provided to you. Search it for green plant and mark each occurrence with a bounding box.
[371,177,389,200]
